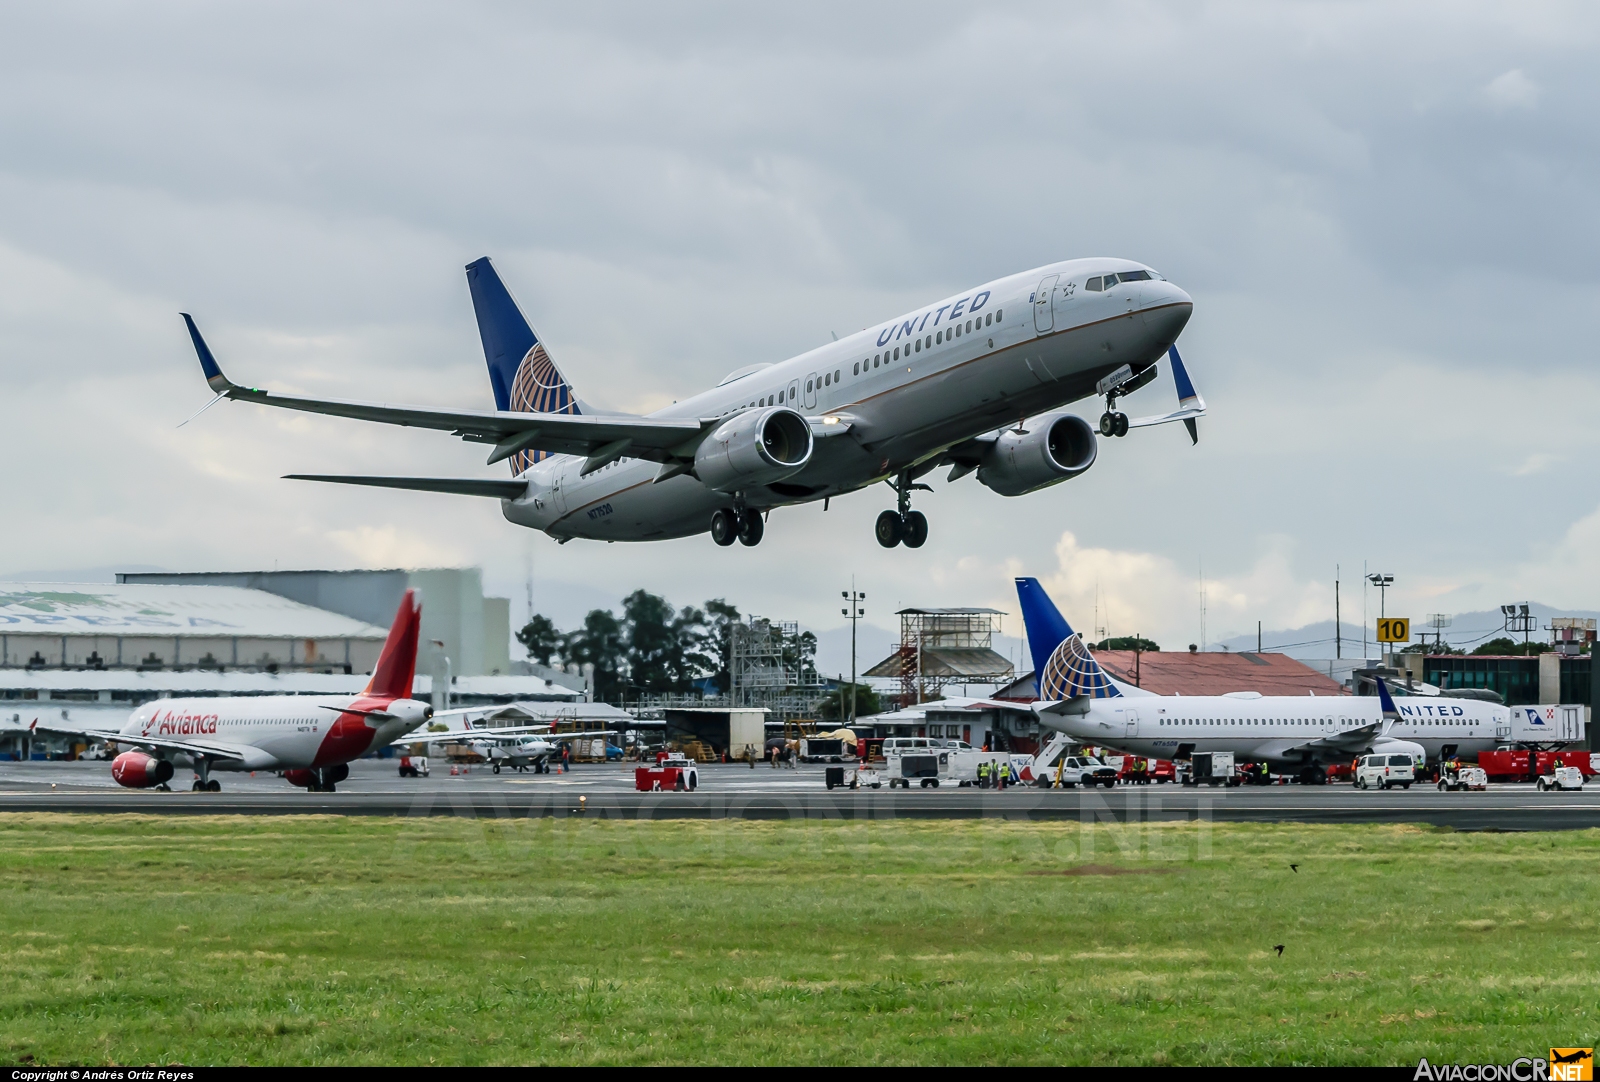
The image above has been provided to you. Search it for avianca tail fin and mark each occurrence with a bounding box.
[1015,577,1124,700]
[366,589,422,700]
[465,258,582,474]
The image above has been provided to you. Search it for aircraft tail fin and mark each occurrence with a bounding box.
[465,257,582,474]
[1375,676,1400,730]
[365,589,422,700]
[1015,577,1123,700]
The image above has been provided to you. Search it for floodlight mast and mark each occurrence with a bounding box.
[1367,574,1394,659]
[841,583,865,724]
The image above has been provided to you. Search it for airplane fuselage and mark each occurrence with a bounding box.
[120,694,430,772]
[1045,693,1508,769]
[503,258,1192,540]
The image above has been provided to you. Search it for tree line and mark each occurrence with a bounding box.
[516,591,818,703]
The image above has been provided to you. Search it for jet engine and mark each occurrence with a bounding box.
[110,751,174,789]
[694,407,813,493]
[283,764,349,789]
[976,413,1098,497]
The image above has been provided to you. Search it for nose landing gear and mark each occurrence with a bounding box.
[876,472,932,549]
[1098,411,1129,437]
[710,506,765,546]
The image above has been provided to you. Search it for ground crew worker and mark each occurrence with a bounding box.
[978,760,990,788]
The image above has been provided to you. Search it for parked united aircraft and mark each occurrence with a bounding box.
[22,591,431,793]
[1010,577,1489,782]
[181,256,1204,548]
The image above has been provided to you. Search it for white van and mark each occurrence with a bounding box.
[1355,753,1415,790]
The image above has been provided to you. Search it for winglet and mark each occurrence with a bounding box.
[1169,346,1203,446]
[181,314,237,394]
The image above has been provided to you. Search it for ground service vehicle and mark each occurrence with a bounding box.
[1437,765,1487,791]
[886,751,943,788]
[824,765,881,790]
[1041,755,1118,789]
[398,755,430,778]
[1355,753,1415,790]
[635,752,699,791]
[1185,751,1238,788]
[1537,766,1586,792]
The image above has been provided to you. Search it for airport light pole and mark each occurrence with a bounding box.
[430,639,451,711]
[841,585,865,724]
[1367,574,1393,662]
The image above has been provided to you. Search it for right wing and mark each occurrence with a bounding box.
[391,725,615,747]
[182,315,709,469]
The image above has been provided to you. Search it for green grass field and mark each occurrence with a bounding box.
[1,812,1596,1065]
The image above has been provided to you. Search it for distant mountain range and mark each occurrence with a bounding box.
[1213,602,1599,660]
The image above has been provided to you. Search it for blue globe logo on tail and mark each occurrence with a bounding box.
[508,344,579,472]
[1040,633,1122,700]
[1016,576,1123,701]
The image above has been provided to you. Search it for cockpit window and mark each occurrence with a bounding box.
[1119,270,1151,282]
[1085,276,1104,292]
[1103,273,1120,288]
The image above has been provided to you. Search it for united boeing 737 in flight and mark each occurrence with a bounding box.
[182,257,1204,548]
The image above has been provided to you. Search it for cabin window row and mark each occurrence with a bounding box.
[737,307,1007,409]
[853,309,1004,376]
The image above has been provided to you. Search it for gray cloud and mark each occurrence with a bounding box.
[2,0,1597,655]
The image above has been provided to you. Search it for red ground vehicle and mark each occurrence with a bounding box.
[1116,756,1154,785]
[1149,760,1175,784]
[1478,749,1594,783]
[635,752,700,791]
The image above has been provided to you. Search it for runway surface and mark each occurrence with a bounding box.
[3,759,1598,829]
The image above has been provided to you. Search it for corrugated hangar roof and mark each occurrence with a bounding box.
[0,583,390,639]
[997,651,1347,699]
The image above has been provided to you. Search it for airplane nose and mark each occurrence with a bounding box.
[1140,282,1192,343]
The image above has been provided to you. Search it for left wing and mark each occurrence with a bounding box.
[1277,718,1387,761]
[181,315,709,469]
[392,727,615,748]
[18,721,252,763]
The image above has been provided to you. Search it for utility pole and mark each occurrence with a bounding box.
[1257,621,1262,653]
[841,583,865,724]
[1335,565,1341,660]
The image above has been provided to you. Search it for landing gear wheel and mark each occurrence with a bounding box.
[492,763,501,775]
[902,510,928,549]
[737,509,764,547]
[875,510,904,548]
[192,780,205,792]
[1113,412,1129,437]
[207,780,221,793]
[710,508,739,546]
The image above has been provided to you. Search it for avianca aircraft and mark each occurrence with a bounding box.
[1014,577,1450,782]
[180,256,1203,549]
[27,591,432,793]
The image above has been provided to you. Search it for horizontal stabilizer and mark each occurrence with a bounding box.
[284,475,529,499]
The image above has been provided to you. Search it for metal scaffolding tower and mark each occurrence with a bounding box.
[730,616,825,719]
[865,607,1014,706]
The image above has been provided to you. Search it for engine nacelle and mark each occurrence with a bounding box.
[694,407,813,493]
[283,764,349,789]
[976,413,1098,497]
[110,751,174,789]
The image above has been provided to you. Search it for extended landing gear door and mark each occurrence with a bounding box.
[1034,274,1058,334]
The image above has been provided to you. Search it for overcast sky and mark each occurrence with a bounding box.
[2,1,1596,672]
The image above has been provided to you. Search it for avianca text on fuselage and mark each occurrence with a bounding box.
[181,257,1205,551]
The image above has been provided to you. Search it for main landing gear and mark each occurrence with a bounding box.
[191,758,221,793]
[710,506,765,547]
[876,471,932,549]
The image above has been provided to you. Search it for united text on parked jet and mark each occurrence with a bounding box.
[23,591,432,793]
[181,257,1204,548]
[1011,577,1489,782]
